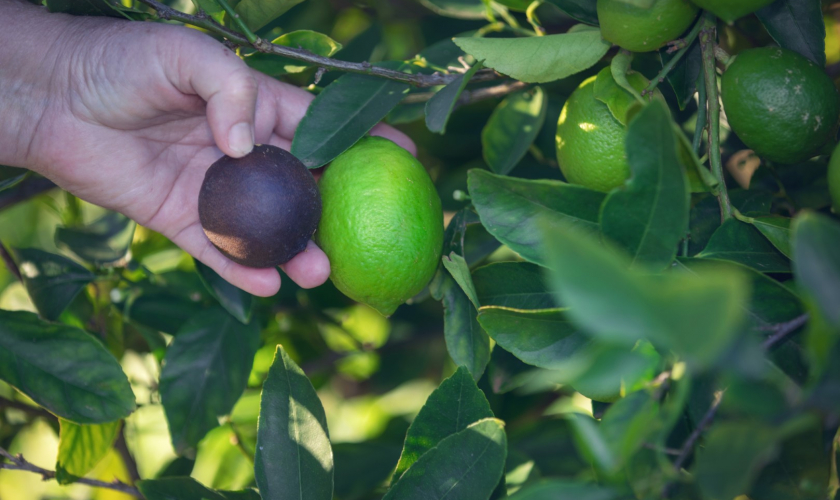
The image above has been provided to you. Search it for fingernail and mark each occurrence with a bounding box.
[228,122,254,157]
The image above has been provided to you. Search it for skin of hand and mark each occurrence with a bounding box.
[0,1,416,297]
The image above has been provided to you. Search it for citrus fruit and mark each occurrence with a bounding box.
[721,47,840,165]
[597,0,699,53]
[690,0,773,23]
[829,142,840,213]
[316,137,444,317]
[198,145,321,268]
[555,67,659,192]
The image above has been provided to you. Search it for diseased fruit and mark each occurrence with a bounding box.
[721,47,840,165]
[690,0,773,23]
[556,67,661,192]
[597,0,699,53]
[198,145,321,268]
[316,137,444,317]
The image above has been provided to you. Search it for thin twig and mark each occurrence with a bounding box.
[699,14,733,221]
[114,425,141,484]
[136,0,502,88]
[214,0,257,44]
[0,242,21,282]
[642,18,704,96]
[0,446,143,498]
[762,314,810,350]
[402,80,528,105]
[0,396,52,419]
[662,390,724,498]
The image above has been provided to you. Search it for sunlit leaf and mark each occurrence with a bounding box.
[482,88,548,175]
[55,419,120,484]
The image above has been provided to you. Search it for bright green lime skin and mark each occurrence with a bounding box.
[555,68,651,192]
[690,0,773,23]
[829,142,840,214]
[317,137,444,317]
[597,0,699,53]
[721,47,840,165]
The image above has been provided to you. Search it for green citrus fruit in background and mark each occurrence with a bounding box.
[316,137,444,317]
[689,0,773,23]
[597,0,699,52]
[829,142,840,213]
[555,67,659,192]
[721,47,840,165]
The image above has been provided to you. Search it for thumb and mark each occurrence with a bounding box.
[180,42,258,158]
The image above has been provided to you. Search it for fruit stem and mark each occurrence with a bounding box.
[699,13,733,222]
[215,0,258,44]
[641,16,704,97]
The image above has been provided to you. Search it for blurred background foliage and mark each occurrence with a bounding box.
[2,0,840,499]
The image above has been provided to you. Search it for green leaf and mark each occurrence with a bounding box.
[542,0,598,25]
[418,0,486,19]
[694,422,779,500]
[425,62,483,134]
[195,259,253,324]
[468,169,606,265]
[472,262,554,310]
[138,477,260,500]
[291,61,412,168]
[442,252,480,308]
[125,292,204,335]
[334,443,402,500]
[599,391,659,468]
[385,419,507,500]
[442,277,491,381]
[540,222,749,367]
[55,211,136,265]
[191,0,224,22]
[792,212,840,329]
[756,0,826,66]
[244,31,342,76]
[592,66,639,125]
[453,31,610,84]
[566,413,617,472]
[477,307,589,370]
[482,87,548,175]
[749,423,831,500]
[430,208,478,300]
[15,248,94,321]
[0,310,135,423]
[688,190,774,255]
[0,165,28,192]
[751,216,792,259]
[507,479,620,500]
[600,100,689,270]
[255,346,333,500]
[662,39,702,110]
[234,0,305,31]
[160,308,260,454]
[55,419,120,484]
[394,366,494,479]
[676,258,804,336]
[698,219,790,273]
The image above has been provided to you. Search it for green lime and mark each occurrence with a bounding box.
[556,67,658,192]
[690,0,773,23]
[829,142,840,213]
[597,0,699,53]
[721,47,840,165]
[317,137,444,317]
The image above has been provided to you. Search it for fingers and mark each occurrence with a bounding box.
[280,240,331,289]
[176,40,258,158]
[170,222,282,297]
[370,123,417,156]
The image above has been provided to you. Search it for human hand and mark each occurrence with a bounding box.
[17,13,415,297]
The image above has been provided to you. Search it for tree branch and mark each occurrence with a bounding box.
[699,14,733,221]
[135,0,502,88]
[401,80,528,105]
[114,424,141,485]
[762,314,810,350]
[0,241,21,282]
[0,446,143,498]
